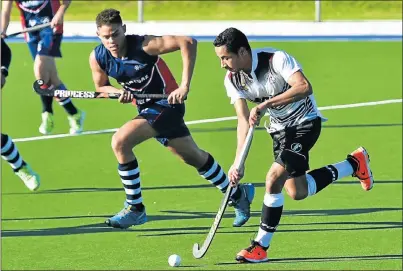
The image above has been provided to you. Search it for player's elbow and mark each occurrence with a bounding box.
[182,36,197,51]
[187,36,197,46]
[300,79,312,96]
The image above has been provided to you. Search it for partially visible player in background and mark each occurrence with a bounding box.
[88,9,255,229]
[1,38,40,191]
[1,0,85,135]
[213,27,374,263]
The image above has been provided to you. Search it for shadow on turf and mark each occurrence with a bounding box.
[215,254,403,265]
[190,123,403,134]
[2,212,402,238]
[3,179,402,195]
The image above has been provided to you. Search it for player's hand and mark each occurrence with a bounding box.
[1,73,6,88]
[118,90,134,104]
[50,12,64,28]
[228,164,245,187]
[249,105,263,126]
[1,31,7,39]
[167,86,188,104]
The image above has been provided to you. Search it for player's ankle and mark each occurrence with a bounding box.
[230,186,242,201]
[346,156,358,172]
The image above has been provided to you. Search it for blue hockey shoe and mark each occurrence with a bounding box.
[232,183,255,227]
[105,202,147,229]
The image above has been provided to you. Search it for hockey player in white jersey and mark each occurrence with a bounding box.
[213,27,374,263]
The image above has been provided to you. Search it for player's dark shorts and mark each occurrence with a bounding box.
[27,27,62,59]
[137,102,190,146]
[271,117,322,177]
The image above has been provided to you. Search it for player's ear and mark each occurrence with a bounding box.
[122,24,126,34]
[238,47,246,56]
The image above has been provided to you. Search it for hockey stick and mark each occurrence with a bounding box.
[192,125,256,259]
[6,22,51,38]
[32,79,168,100]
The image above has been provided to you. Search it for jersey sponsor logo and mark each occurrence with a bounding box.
[19,0,47,8]
[18,0,48,14]
[123,74,150,85]
[291,143,302,153]
[54,90,95,98]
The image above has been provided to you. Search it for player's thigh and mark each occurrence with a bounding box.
[272,117,322,178]
[166,135,207,167]
[112,116,157,150]
[138,102,190,146]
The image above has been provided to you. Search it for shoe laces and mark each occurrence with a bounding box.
[16,168,33,180]
[122,206,134,215]
[245,240,261,253]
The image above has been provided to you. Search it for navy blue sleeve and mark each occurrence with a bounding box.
[1,38,12,77]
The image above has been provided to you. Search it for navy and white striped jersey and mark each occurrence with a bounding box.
[224,48,326,133]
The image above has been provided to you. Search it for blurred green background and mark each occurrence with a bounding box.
[8,0,403,21]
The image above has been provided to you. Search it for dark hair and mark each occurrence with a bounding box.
[96,9,123,27]
[213,27,251,55]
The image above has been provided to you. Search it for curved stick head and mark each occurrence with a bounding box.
[192,243,204,259]
[32,79,54,96]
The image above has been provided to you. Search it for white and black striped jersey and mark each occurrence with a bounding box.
[224,48,326,133]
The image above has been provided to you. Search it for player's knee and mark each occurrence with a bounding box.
[266,169,281,184]
[182,149,206,168]
[111,132,130,154]
[286,189,307,201]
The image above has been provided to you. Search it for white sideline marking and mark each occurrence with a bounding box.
[13,99,402,143]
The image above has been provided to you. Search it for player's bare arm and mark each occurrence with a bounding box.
[249,71,312,126]
[142,35,197,104]
[51,0,71,28]
[0,0,13,37]
[89,50,132,103]
[229,98,250,185]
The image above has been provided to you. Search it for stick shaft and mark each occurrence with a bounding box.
[7,23,51,38]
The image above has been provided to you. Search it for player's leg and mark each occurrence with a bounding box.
[236,162,288,263]
[105,116,157,229]
[1,133,40,191]
[143,102,254,227]
[284,118,373,200]
[48,34,85,134]
[236,118,320,263]
[166,135,255,227]
[34,31,84,134]
[285,147,373,200]
[27,37,54,135]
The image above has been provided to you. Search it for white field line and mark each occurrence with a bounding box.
[13,98,402,143]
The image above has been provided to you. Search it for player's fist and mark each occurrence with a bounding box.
[118,90,133,104]
[228,164,245,187]
[249,106,263,126]
[168,86,188,104]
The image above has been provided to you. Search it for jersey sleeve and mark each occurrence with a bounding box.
[224,72,246,104]
[272,51,302,83]
[1,38,12,77]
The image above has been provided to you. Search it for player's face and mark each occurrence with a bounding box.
[215,45,243,72]
[97,23,126,54]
